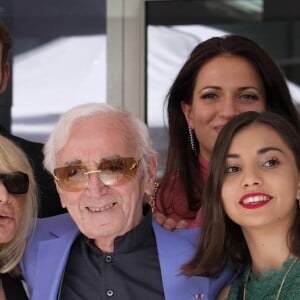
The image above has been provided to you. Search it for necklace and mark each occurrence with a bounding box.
[243,257,298,300]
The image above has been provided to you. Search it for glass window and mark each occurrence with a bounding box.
[1,0,106,143]
[146,0,300,175]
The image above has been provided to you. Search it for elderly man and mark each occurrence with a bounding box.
[21,103,233,300]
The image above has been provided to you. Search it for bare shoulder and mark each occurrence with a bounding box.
[216,284,231,300]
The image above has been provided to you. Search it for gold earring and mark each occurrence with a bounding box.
[149,178,159,213]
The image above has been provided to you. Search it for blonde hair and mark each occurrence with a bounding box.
[0,135,38,276]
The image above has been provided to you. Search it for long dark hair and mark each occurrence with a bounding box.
[159,35,300,216]
[182,111,300,277]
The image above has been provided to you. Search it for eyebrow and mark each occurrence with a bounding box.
[64,160,82,166]
[200,86,260,92]
[101,155,122,161]
[63,155,123,167]
[258,147,283,155]
[201,86,220,90]
[226,147,283,159]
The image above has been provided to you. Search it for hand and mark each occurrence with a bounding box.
[153,211,188,230]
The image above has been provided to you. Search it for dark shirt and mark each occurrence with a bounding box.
[2,273,28,300]
[59,206,165,300]
[0,126,65,217]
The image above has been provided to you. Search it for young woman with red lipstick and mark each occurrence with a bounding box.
[182,111,300,299]
[152,35,300,230]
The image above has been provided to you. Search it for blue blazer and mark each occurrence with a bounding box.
[21,213,234,300]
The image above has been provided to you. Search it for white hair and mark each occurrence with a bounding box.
[43,103,157,173]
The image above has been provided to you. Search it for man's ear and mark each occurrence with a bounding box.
[144,154,158,196]
[0,62,9,94]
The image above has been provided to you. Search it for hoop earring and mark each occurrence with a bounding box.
[297,199,300,207]
[188,126,197,156]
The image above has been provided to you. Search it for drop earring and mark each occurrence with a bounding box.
[188,126,197,156]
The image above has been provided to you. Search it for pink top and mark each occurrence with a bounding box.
[154,156,208,228]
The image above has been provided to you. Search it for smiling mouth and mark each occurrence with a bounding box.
[86,203,116,213]
[240,195,271,205]
[239,194,272,209]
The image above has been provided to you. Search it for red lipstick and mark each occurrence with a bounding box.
[239,192,272,209]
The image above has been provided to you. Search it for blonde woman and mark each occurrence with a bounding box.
[0,135,38,300]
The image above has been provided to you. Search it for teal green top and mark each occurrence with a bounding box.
[227,257,300,300]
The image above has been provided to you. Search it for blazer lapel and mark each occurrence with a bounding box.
[31,227,79,300]
[152,220,209,300]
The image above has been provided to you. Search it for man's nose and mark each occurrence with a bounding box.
[86,172,109,195]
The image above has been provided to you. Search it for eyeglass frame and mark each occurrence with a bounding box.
[53,156,143,192]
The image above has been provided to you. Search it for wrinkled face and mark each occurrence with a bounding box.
[55,116,155,248]
[0,43,9,94]
[0,180,24,243]
[222,123,300,231]
[182,54,266,161]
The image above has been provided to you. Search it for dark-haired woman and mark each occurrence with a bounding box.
[183,111,300,299]
[153,35,300,230]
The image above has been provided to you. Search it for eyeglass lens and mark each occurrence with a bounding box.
[0,172,29,194]
[54,157,141,191]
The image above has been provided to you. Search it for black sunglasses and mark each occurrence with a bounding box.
[0,171,29,194]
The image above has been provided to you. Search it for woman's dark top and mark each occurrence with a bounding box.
[2,273,28,300]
